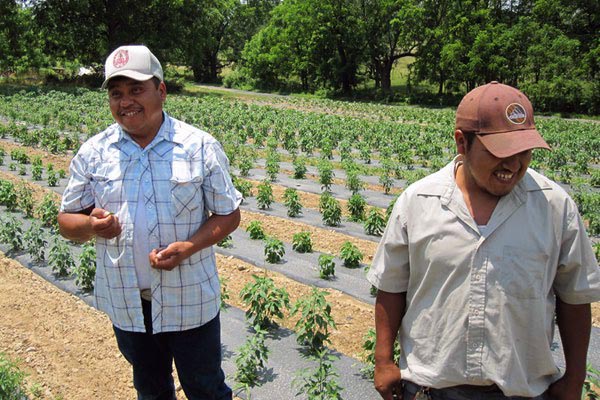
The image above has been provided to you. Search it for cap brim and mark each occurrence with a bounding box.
[101,70,156,89]
[477,129,551,158]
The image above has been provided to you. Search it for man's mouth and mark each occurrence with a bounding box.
[121,109,141,117]
[494,171,514,182]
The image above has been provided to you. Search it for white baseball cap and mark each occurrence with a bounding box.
[102,45,163,89]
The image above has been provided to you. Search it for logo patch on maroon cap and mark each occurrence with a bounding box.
[506,103,527,125]
[113,49,129,68]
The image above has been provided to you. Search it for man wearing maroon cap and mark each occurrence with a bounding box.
[368,82,600,399]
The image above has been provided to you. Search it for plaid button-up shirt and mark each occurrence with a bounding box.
[61,113,242,333]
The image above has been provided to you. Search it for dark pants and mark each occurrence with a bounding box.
[403,380,548,400]
[113,299,232,400]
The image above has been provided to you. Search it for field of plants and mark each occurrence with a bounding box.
[0,84,599,399]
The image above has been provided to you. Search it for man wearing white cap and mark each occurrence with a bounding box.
[58,45,241,400]
[368,82,600,399]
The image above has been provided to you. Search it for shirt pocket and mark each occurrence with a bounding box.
[491,246,548,300]
[90,164,124,211]
[170,171,203,217]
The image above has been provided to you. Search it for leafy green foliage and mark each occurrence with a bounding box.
[220,276,230,310]
[234,326,270,394]
[217,234,233,248]
[347,193,367,222]
[16,184,34,218]
[292,231,313,253]
[35,193,59,231]
[240,274,290,329]
[293,349,343,400]
[345,168,364,195]
[0,353,27,400]
[0,180,18,212]
[317,254,335,280]
[246,220,266,240]
[0,216,23,253]
[292,156,308,179]
[256,179,274,210]
[48,237,75,278]
[290,288,336,352]
[23,221,47,263]
[283,187,303,217]
[265,150,280,181]
[317,158,335,191]
[75,242,96,292]
[232,176,253,198]
[264,237,285,263]
[320,195,342,227]
[339,241,363,269]
[379,158,395,195]
[47,171,59,187]
[364,208,386,236]
[31,164,43,181]
[583,363,600,399]
[359,328,401,380]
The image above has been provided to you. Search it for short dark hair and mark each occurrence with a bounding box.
[107,76,161,90]
[150,77,161,89]
[462,131,477,150]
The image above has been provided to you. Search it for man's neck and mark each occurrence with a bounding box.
[455,163,500,225]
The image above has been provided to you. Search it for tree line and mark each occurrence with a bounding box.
[1,0,599,114]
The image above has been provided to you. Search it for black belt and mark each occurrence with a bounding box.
[404,379,502,393]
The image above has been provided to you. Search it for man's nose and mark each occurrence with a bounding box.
[501,155,521,171]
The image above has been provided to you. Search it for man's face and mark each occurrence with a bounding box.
[107,77,166,145]
[458,132,532,197]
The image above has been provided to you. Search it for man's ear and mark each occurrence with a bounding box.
[159,81,167,102]
[455,129,467,155]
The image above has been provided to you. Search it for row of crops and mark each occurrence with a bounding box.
[0,85,599,399]
[1,86,598,238]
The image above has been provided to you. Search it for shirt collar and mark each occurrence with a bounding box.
[106,112,183,148]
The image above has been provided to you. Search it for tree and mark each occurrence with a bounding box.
[0,1,44,74]
[169,0,238,82]
[241,0,364,94]
[360,0,423,94]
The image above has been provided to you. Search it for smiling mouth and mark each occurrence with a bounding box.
[494,171,515,182]
[121,110,141,117]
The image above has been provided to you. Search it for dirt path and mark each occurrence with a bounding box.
[0,252,138,400]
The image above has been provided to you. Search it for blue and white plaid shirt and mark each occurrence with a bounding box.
[61,113,242,333]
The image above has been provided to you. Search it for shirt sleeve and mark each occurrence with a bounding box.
[553,199,600,304]
[367,193,411,293]
[201,141,243,215]
[60,146,95,213]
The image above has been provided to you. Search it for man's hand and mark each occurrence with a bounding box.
[374,361,402,400]
[149,242,194,271]
[545,375,584,400]
[89,208,121,239]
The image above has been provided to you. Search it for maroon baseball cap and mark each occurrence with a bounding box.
[455,81,550,158]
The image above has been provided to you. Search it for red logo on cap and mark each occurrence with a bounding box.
[113,49,129,68]
[506,103,527,124]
